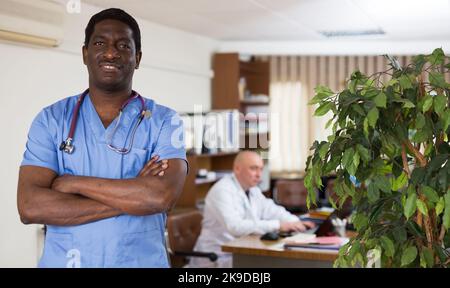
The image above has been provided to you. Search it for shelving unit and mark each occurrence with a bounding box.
[174,152,238,210]
[172,53,271,212]
[212,53,270,151]
[212,53,271,194]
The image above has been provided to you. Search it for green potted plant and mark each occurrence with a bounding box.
[305,48,450,267]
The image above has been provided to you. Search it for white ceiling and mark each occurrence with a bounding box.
[84,0,450,41]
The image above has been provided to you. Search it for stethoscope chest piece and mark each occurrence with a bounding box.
[59,138,75,154]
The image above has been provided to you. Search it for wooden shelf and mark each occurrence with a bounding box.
[195,178,218,185]
[240,61,268,75]
[193,151,239,158]
[212,53,269,111]
[195,171,232,185]
[240,100,269,106]
[241,131,269,136]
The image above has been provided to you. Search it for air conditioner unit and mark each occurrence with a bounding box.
[0,0,65,47]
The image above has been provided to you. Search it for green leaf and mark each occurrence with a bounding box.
[411,167,426,184]
[310,85,334,104]
[443,110,450,132]
[416,198,428,215]
[401,246,418,267]
[416,113,426,129]
[391,172,408,191]
[353,151,360,169]
[367,107,379,128]
[402,100,416,109]
[352,104,365,116]
[436,197,445,216]
[386,78,398,87]
[420,247,434,268]
[422,95,433,113]
[367,182,380,204]
[433,94,447,116]
[406,184,416,196]
[429,72,447,89]
[434,244,447,263]
[374,92,387,108]
[374,175,391,193]
[399,75,413,89]
[342,148,355,170]
[421,186,439,203]
[314,102,333,116]
[315,85,334,96]
[343,181,356,197]
[356,144,370,163]
[380,236,395,257]
[407,221,424,238]
[363,117,369,137]
[319,142,330,160]
[413,54,426,73]
[393,227,407,243]
[346,163,357,176]
[444,191,450,229]
[424,144,433,157]
[404,192,417,219]
[348,241,361,259]
[352,213,368,231]
[305,174,315,209]
[328,195,338,209]
[412,129,428,143]
[427,48,445,65]
[325,117,334,129]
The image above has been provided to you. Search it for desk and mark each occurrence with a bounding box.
[222,235,338,268]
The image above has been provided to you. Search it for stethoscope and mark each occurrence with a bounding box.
[59,89,151,155]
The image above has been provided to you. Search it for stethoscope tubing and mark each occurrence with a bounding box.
[60,89,146,154]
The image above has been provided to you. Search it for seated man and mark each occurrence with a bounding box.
[190,151,315,268]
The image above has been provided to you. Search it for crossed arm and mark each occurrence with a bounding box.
[17,156,187,226]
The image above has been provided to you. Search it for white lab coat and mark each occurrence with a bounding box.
[189,174,298,268]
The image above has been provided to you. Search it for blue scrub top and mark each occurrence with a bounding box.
[21,92,187,268]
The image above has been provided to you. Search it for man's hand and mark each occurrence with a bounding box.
[52,155,169,194]
[280,220,316,232]
[138,155,168,177]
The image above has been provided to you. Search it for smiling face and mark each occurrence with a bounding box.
[82,19,142,92]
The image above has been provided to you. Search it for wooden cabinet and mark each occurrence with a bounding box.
[212,53,270,151]
[174,152,238,210]
[212,53,269,112]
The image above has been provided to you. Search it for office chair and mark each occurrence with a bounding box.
[166,209,218,268]
[273,179,308,213]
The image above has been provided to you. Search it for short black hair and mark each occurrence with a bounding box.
[84,8,141,52]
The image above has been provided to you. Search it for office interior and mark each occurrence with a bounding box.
[0,0,449,268]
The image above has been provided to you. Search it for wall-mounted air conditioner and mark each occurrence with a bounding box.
[0,0,65,47]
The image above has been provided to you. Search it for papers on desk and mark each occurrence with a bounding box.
[283,234,349,251]
[307,207,334,220]
[282,233,316,243]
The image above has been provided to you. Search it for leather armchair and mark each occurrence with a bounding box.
[166,210,217,267]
